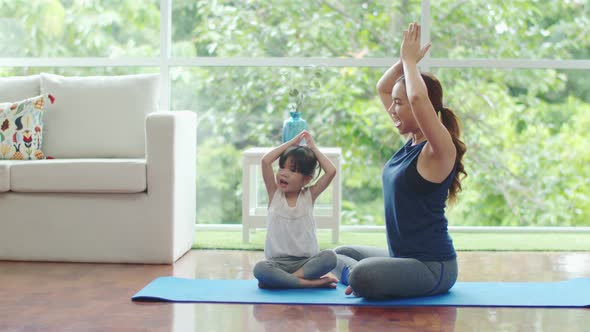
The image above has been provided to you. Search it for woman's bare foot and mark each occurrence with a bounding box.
[345,285,358,296]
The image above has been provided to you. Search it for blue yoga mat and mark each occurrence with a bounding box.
[132,277,590,308]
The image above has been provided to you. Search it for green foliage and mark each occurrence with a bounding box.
[1,1,588,227]
[172,0,421,57]
[0,0,160,57]
[431,0,589,60]
[281,67,323,113]
[195,141,242,224]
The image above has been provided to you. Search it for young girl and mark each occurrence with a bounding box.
[253,130,339,289]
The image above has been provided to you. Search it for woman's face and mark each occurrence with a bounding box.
[389,81,418,135]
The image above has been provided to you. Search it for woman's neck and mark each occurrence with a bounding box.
[410,131,426,145]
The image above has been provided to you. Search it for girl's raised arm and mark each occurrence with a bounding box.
[304,132,336,203]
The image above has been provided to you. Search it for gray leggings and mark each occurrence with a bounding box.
[253,249,337,289]
[333,245,458,300]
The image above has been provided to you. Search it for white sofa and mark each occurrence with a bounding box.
[0,73,196,264]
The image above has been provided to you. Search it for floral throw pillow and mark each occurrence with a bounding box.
[0,94,54,160]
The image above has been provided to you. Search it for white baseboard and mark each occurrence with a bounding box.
[194,224,590,233]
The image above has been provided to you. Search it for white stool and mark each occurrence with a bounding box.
[242,147,342,243]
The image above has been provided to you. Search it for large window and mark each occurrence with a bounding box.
[2,0,589,227]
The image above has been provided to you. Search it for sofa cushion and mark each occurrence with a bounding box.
[0,161,10,192]
[0,94,54,160]
[40,73,160,158]
[0,75,40,102]
[9,159,147,193]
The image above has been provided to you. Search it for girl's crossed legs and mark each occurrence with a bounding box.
[253,249,338,289]
[333,245,458,299]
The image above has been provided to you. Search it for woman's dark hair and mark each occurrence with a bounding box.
[397,72,467,204]
[279,146,318,178]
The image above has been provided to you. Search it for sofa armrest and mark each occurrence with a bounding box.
[146,111,197,260]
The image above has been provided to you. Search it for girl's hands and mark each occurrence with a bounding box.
[400,22,431,65]
[288,131,307,146]
[289,130,317,149]
[301,130,317,149]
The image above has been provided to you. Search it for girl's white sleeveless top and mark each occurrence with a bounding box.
[264,188,319,259]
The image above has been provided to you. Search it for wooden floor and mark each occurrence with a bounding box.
[1,250,589,332]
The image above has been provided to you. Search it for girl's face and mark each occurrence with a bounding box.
[276,157,310,193]
[389,82,419,135]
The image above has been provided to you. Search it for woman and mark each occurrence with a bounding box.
[333,22,467,299]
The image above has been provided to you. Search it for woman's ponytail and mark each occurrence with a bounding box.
[440,107,467,204]
[399,72,467,203]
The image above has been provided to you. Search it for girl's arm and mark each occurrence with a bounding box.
[401,22,455,160]
[261,131,305,203]
[304,132,337,203]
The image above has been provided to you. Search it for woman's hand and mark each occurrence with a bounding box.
[400,22,431,65]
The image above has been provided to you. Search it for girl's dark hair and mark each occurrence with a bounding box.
[279,146,318,178]
[397,72,467,204]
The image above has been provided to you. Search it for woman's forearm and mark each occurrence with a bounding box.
[402,60,428,102]
[376,59,404,94]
